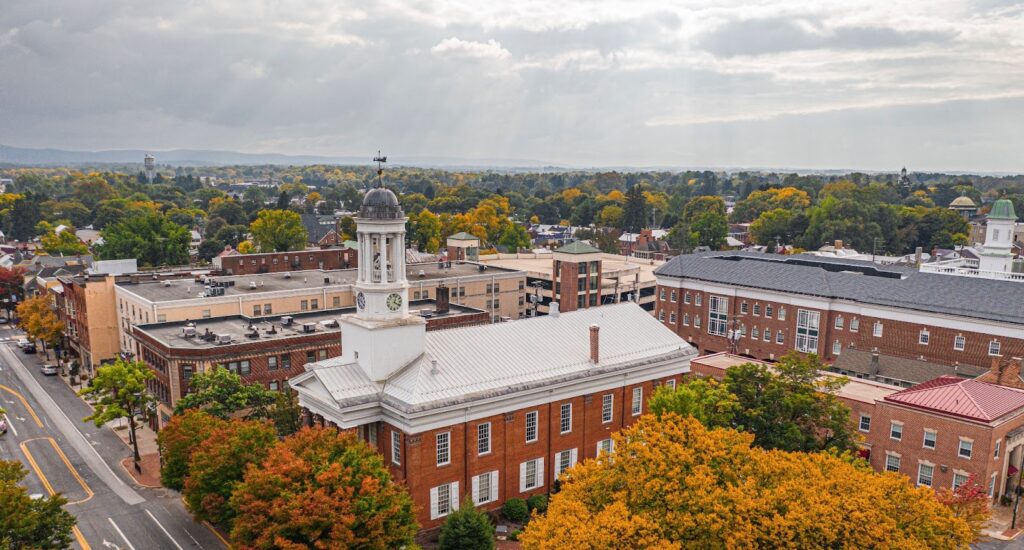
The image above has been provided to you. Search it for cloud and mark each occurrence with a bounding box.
[430,37,511,60]
[229,60,268,80]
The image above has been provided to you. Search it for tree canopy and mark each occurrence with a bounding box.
[97,212,191,266]
[249,209,307,252]
[0,460,76,549]
[173,366,277,420]
[79,359,156,463]
[520,414,978,549]
[157,410,229,491]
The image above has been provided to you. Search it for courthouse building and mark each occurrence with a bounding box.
[290,185,697,528]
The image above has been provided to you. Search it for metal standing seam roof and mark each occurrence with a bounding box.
[298,302,696,412]
[884,376,1024,422]
[654,252,1024,325]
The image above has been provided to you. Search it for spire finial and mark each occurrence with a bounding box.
[373,151,387,188]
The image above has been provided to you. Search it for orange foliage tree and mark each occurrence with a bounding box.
[521,415,977,549]
[156,410,228,491]
[229,426,417,549]
[935,474,991,541]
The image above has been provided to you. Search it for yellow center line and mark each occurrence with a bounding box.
[19,437,94,504]
[0,383,44,427]
[73,526,92,550]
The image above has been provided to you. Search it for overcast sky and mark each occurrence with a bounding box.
[2,1,1023,171]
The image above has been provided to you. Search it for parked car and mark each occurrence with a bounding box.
[0,317,9,324]
[40,364,58,376]
[22,343,36,354]
[16,338,29,348]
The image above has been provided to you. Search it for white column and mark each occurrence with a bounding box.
[393,232,404,282]
[380,233,388,284]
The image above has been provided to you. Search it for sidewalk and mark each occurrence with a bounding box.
[59,369,164,488]
[983,503,1023,541]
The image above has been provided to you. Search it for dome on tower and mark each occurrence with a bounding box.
[360,187,404,219]
[988,198,1017,221]
[949,195,976,208]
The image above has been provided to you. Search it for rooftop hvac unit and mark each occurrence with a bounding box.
[248,281,258,289]
[215,334,232,345]
[163,280,171,287]
[320,319,339,328]
[284,272,291,278]
[281,316,294,326]
[182,326,197,338]
[303,323,316,333]
[419,269,426,278]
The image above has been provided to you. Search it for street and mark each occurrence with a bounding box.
[0,324,225,550]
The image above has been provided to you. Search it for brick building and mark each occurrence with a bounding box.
[290,186,697,529]
[654,252,1024,372]
[551,241,603,313]
[690,352,1024,502]
[212,246,358,275]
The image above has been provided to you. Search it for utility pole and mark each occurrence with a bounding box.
[1013,447,1024,530]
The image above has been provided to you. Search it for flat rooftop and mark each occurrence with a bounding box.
[480,252,662,286]
[118,261,523,303]
[135,301,483,349]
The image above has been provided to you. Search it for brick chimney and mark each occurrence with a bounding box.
[979,356,1024,390]
[589,324,600,363]
[870,348,880,375]
[435,284,450,315]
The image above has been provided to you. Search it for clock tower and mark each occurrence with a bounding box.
[340,157,427,382]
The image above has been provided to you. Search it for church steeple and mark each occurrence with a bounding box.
[354,153,409,320]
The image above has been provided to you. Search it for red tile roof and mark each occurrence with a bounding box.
[885,376,1024,423]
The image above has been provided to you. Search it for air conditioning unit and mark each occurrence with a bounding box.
[163,280,171,287]
[281,316,293,326]
[215,334,232,345]
[182,326,197,338]
[248,281,258,289]
[302,323,316,333]
[320,319,339,328]
[284,272,292,278]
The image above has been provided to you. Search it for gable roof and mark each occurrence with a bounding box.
[884,376,1024,423]
[831,348,987,385]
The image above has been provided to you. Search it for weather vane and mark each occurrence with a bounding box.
[373,150,387,188]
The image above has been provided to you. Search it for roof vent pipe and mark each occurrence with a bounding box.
[430,360,439,375]
[550,301,560,317]
[589,324,600,364]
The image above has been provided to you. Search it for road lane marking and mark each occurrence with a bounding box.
[3,412,16,436]
[0,383,44,427]
[107,518,136,550]
[145,509,185,550]
[74,526,92,550]
[19,437,94,504]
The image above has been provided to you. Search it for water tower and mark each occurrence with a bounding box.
[144,154,156,183]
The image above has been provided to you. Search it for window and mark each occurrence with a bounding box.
[886,453,901,472]
[953,472,969,490]
[776,330,784,344]
[264,304,272,314]
[474,422,491,455]
[631,387,643,416]
[240,360,251,375]
[753,303,761,316]
[318,349,328,360]
[269,380,279,391]
[659,289,666,301]
[989,474,997,498]
[708,296,728,336]
[413,291,421,300]
[763,328,770,341]
[834,316,844,330]
[560,403,572,434]
[923,430,936,449]
[473,471,498,505]
[740,302,748,314]
[182,365,193,381]
[751,326,759,340]
[658,310,665,322]
[683,314,690,326]
[989,340,1001,356]
[859,415,871,432]
[873,322,883,337]
[202,309,211,318]
[778,307,786,321]
[694,316,701,328]
[919,329,929,345]
[918,463,934,487]
[695,294,702,306]
[555,449,577,477]
[253,305,261,316]
[306,351,315,363]
[666,379,676,389]
[436,432,451,466]
[525,411,538,443]
[669,312,676,324]
[602,394,613,423]
[795,310,820,353]
[300,300,309,311]
[268,356,278,370]
[431,482,458,519]
[832,341,841,355]
[959,438,973,459]
[670,290,677,302]
[521,458,543,491]
[157,314,166,323]
[765,305,773,318]
[954,334,965,351]
[597,438,614,456]
[890,421,903,441]
[281,354,291,370]
[850,318,859,332]
[684,292,691,304]
[995,439,1001,459]
[392,432,401,465]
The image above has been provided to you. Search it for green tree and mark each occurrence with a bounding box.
[249,209,307,252]
[497,223,531,252]
[691,211,727,249]
[681,195,726,223]
[598,205,624,228]
[749,208,796,249]
[184,419,277,526]
[439,498,496,550]
[666,220,696,253]
[229,427,419,549]
[37,223,89,255]
[156,410,228,491]
[649,377,740,428]
[621,185,648,233]
[0,460,76,549]
[197,239,225,262]
[208,199,247,226]
[97,212,191,267]
[15,295,64,358]
[174,367,276,420]
[79,359,156,467]
[267,387,304,437]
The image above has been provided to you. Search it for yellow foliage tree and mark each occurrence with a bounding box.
[16,295,64,358]
[521,415,977,550]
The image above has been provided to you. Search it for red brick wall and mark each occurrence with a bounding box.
[220,248,357,276]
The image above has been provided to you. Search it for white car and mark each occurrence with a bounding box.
[40,364,58,376]
[16,338,29,348]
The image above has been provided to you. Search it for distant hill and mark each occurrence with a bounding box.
[0,144,560,170]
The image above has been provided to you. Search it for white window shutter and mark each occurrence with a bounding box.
[596,441,602,455]
[570,447,578,468]
[519,461,527,492]
[450,481,460,511]
[490,470,499,503]
[537,457,545,488]
[610,439,615,453]
[472,474,481,505]
[429,486,439,520]
[553,452,561,479]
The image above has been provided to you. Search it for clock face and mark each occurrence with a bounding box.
[386,293,403,312]
[356,292,366,310]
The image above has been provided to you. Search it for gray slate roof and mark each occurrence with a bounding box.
[654,252,1024,325]
[831,348,987,386]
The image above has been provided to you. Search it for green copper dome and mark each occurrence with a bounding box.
[988,199,1017,221]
